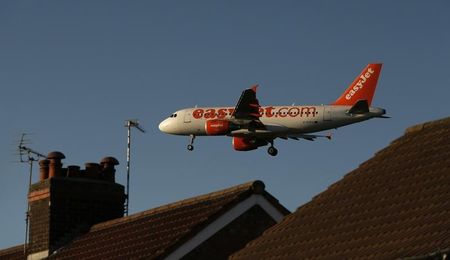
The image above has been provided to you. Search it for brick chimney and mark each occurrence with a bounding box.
[27,152,125,259]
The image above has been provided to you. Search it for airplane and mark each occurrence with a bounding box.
[159,63,387,156]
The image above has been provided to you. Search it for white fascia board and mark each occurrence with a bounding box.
[165,194,284,260]
[27,250,48,260]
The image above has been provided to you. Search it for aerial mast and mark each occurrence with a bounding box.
[124,120,145,216]
[17,134,46,255]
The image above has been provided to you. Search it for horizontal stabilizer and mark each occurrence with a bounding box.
[348,99,369,114]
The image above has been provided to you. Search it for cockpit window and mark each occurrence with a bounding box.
[169,113,178,118]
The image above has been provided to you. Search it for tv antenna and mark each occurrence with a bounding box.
[124,120,145,216]
[17,133,47,255]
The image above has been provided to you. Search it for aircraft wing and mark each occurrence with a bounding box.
[230,128,331,141]
[285,133,332,141]
[230,124,289,138]
[230,129,277,138]
[232,85,262,120]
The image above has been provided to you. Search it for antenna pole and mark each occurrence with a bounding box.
[125,121,131,216]
[17,134,46,256]
[124,120,145,216]
[24,156,34,255]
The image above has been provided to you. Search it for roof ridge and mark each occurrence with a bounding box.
[91,180,264,231]
[306,115,450,204]
[0,244,24,255]
[404,116,450,134]
[360,115,450,165]
[377,115,450,155]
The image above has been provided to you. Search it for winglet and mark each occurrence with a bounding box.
[332,63,382,106]
[251,84,259,93]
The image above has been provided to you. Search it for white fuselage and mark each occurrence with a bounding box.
[159,105,386,136]
[158,64,385,155]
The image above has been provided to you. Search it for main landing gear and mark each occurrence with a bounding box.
[267,140,278,156]
[187,134,195,151]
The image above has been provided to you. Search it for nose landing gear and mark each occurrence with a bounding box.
[267,140,278,156]
[187,134,196,151]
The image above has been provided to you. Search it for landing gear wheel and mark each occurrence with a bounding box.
[268,146,278,156]
[187,134,196,151]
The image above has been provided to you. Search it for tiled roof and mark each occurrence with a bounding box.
[0,245,25,260]
[232,117,450,259]
[46,180,288,259]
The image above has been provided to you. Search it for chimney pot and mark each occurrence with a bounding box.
[85,163,101,179]
[47,151,66,160]
[39,159,50,181]
[100,156,120,166]
[67,165,81,178]
[47,151,65,178]
[100,157,119,182]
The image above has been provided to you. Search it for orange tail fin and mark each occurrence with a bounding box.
[332,63,382,106]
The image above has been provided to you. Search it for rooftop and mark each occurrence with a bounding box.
[232,117,450,259]
[45,180,288,259]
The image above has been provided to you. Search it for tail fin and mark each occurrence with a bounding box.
[332,63,382,106]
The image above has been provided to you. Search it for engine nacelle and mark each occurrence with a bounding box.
[232,137,268,151]
[205,120,237,135]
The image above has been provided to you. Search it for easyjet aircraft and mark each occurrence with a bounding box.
[159,63,387,156]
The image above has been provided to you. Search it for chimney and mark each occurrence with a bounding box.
[47,151,65,178]
[28,152,125,259]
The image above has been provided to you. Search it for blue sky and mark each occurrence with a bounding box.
[1,1,449,248]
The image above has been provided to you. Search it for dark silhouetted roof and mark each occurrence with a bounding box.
[45,180,288,259]
[232,117,450,260]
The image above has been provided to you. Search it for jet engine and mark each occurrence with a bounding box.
[205,120,238,135]
[232,137,268,151]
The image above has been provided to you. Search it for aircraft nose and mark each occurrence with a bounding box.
[159,118,178,134]
[158,119,169,133]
